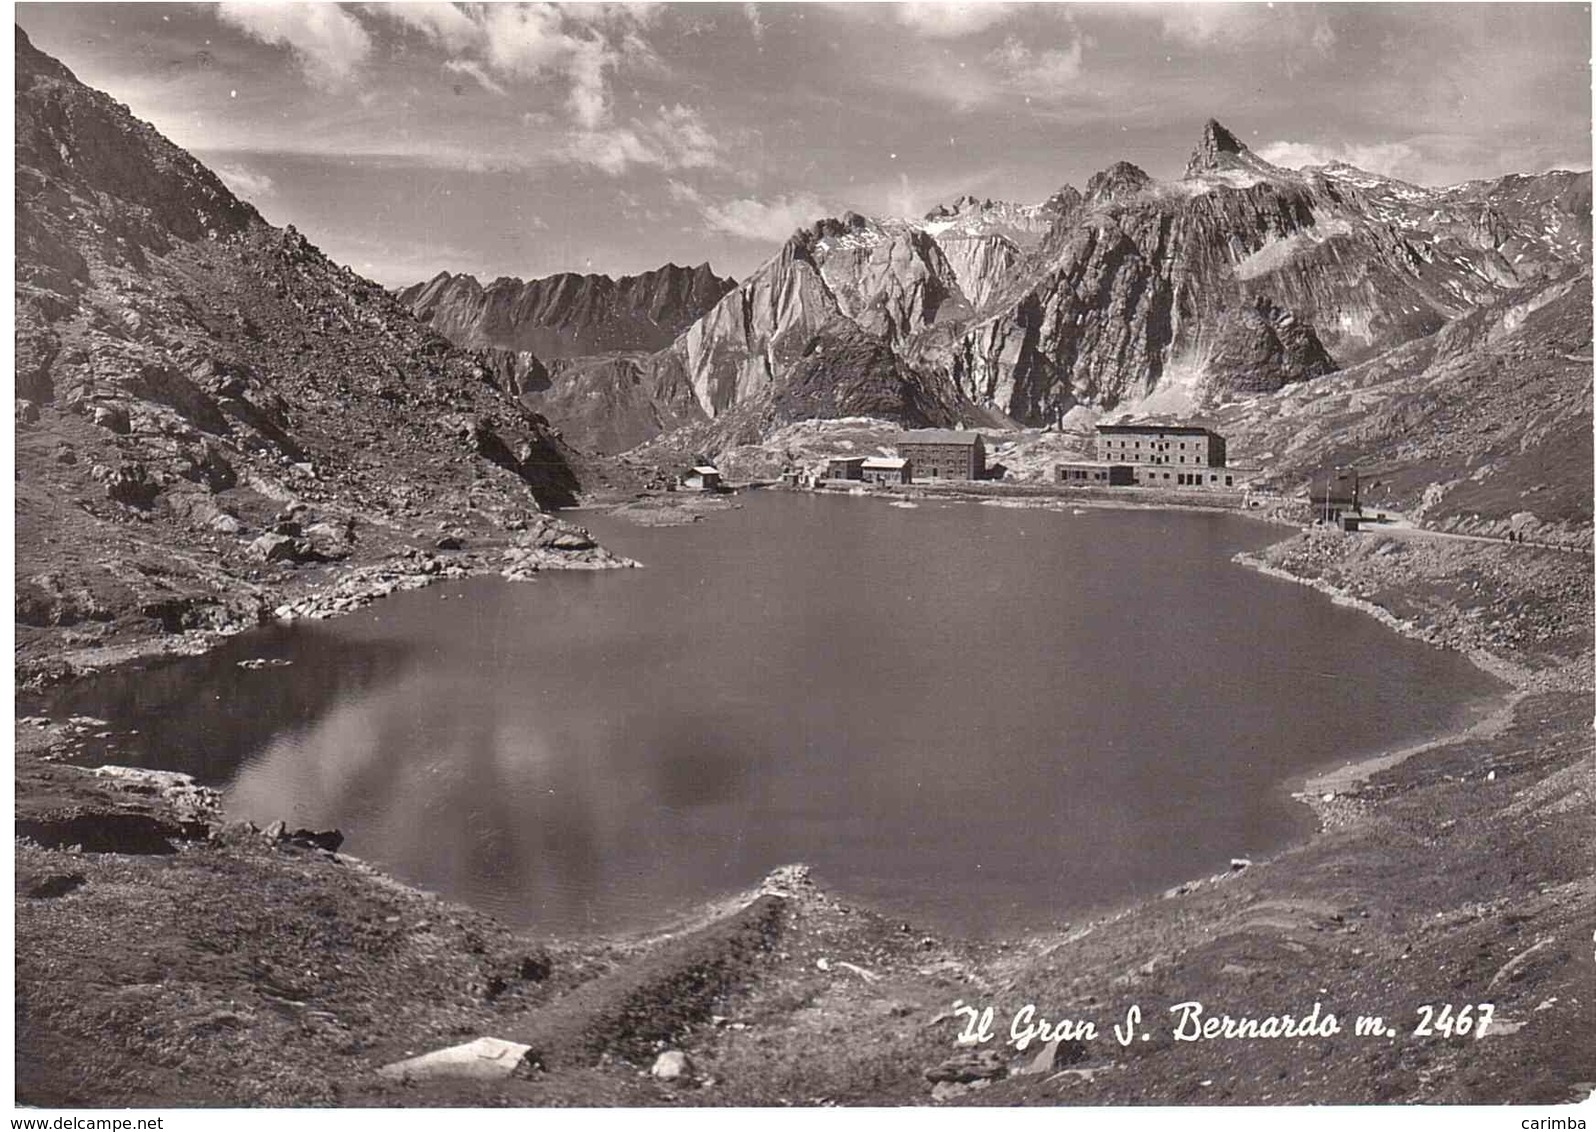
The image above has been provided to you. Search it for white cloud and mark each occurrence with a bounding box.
[563,105,722,174]
[1158,3,1338,66]
[217,2,372,89]
[561,3,664,33]
[1159,3,1248,48]
[896,3,1019,39]
[443,59,507,96]
[1257,140,1424,181]
[666,178,704,205]
[212,162,275,200]
[988,34,1084,95]
[478,4,579,77]
[369,3,640,130]
[381,2,481,53]
[700,192,829,243]
[562,33,613,129]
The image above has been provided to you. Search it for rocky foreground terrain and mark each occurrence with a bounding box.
[12,27,647,687]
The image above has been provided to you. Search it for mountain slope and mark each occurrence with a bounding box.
[623,119,1589,445]
[912,122,1590,423]
[1221,267,1593,543]
[13,27,589,679]
[396,262,735,360]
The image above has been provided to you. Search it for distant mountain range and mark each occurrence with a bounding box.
[396,263,735,361]
[403,119,1590,457]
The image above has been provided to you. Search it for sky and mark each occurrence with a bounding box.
[17,2,1593,287]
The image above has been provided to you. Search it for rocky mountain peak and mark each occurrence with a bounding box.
[1084,161,1153,205]
[1042,185,1083,214]
[1184,118,1249,177]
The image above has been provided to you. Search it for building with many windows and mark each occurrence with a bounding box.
[1055,422,1246,490]
[895,430,986,481]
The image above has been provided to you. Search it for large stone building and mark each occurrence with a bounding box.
[1090,422,1240,489]
[896,430,986,481]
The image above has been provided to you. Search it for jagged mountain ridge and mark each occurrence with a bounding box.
[910,120,1590,424]
[438,119,1586,456]
[13,27,589,666]
[396,262,736,360]
[651,120,1589,439]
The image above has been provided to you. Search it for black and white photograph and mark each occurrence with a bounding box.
[9,0,1594,1120]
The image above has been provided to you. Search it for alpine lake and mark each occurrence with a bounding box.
[44,492,1505,939]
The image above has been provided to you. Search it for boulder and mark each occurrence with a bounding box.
[546,530,596,551]
[104,462,160,508]
[650,1050,692,1081]
[284,827,343,852]
[1012,1037,1088,1076]
[92,403,131,434]
[249,533,309,563]
[516,518,597,552]
[377,1037,533,1083]
[303,521,354,559]
[208,512,244,536]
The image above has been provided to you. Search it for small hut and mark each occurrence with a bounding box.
[861,456,911,485]
[683,465,722,492]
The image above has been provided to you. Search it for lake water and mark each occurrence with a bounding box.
[43,493,1503,939]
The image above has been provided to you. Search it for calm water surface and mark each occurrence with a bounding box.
[48,494,1503,938]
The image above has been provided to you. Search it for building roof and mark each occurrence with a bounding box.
[895,429,983,445]
[1096,422,1220,436]
[861,457,907,469]
[1056,460,1132,468]
[690,465,720,475]
[826,455,866,464]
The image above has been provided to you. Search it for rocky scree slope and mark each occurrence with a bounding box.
[13,27,588,680]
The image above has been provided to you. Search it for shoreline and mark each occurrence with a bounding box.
[15,513,637,696]
[23,505,1536,941]
[1234,551,1541,688]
